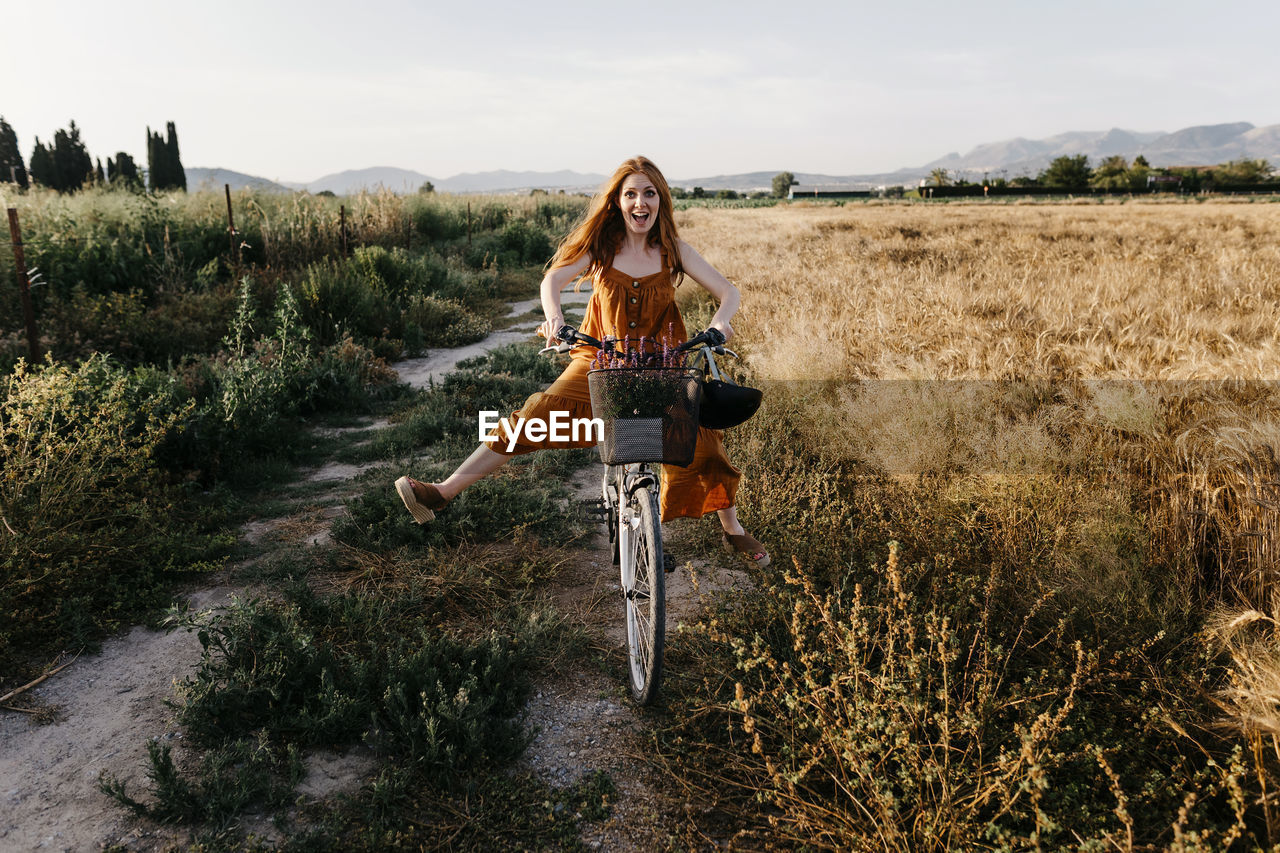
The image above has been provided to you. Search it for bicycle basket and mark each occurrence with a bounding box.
[587,367,702,467]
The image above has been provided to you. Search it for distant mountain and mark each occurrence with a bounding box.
[924,128,1168,175]
[191,120,1280,198]
[289,167,606,194]
[1138,122,1256,165]
[304,166,435,195]
[435,169,606,192]
[920,122,1279,181]
[667,171,856,191]
[185,167,290,193]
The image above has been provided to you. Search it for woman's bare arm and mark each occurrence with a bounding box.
[679,241,741,341]
[538,254,592,341]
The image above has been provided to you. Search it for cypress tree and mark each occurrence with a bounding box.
[165,121,186,191]
[109,151,139,187]
[50,121,93,192]
[28,137,58,189]
[147,121,186,191]
[95,158,105,185]
[51,128,72,191]
[146,125,162,190]
[0,116,28,189]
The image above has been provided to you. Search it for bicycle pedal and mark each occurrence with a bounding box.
[663,554,676,574]
[577,498,610,524]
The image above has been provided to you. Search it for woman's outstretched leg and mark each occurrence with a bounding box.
[717,505,746,536]
[396,444,509,523]
[438,444,509,499]
[717,505,770,567]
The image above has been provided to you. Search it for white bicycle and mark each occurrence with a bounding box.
[542,326,735,704]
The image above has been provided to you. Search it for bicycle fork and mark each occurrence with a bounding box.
[613,465,650,595]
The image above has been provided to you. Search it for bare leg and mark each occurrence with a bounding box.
[717,505,769,565]
[436,444,510,500]
[717,505,746,536]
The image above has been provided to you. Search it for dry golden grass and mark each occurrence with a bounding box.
[677,201,1280,763]
[681,201,1280,603]
[679,200,1280,380]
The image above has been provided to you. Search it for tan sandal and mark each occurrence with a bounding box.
[722,532,770,568]
[395,476,449,524]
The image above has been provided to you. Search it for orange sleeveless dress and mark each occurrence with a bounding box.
[492,263,741,522]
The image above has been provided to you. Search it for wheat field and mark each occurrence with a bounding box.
[684,200,1280,608]
[679,200,1280,381]
[659,200,1280,847]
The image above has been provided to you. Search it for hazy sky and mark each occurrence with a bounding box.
[4,0,1278,183]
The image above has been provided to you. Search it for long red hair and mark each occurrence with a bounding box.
[549,156,683,286]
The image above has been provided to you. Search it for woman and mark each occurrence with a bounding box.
[395,156,769,566]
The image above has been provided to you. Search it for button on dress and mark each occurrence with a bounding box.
[492,263,741,522]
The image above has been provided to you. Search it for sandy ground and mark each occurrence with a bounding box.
[0,282,751,851]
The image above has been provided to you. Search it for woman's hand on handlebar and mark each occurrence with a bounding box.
[677,326,725,353]
[708,319,733,343]
[538,314,566,343]
[537,321,606,353]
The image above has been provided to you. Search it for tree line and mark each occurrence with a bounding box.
[0,116,186,193]
[929,154,1277,192]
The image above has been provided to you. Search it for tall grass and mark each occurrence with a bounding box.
[0,185,587,368]
[656,201,1280,848]
[682,201,1280,380]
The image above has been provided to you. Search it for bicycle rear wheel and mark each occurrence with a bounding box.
[621,483,664,705]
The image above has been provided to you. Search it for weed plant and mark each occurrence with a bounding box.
[99,331,601,846]
[0,355,225,672]
[0,277,398,676]
[657,393,1273,845]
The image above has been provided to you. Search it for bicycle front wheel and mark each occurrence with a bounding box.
[621,483,664,705]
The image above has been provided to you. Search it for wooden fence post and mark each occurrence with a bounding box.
[224,184,241,278]
[7,207,41,362]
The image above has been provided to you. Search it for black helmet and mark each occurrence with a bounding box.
[698,379,762,430]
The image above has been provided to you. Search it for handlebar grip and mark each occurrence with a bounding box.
[554,325,604,349]
[676,327,726,353]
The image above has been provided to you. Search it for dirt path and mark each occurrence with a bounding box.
[0,284,749,851]
[518,467,752,851]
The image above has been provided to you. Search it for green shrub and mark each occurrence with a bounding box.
[402,293,489,351]
[101,737,303,830]
[408,199,467,242]
[298,337,404,414]
[41,283,236,365]
[102,581,556,831]
[297,259,393,345]
[210,279,314,446]
[0,355,209,668]
[178,583,539,759]
[457,341,561,383]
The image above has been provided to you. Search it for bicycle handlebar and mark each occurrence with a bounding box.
[540,325,734,360]
[556,325,604,349]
